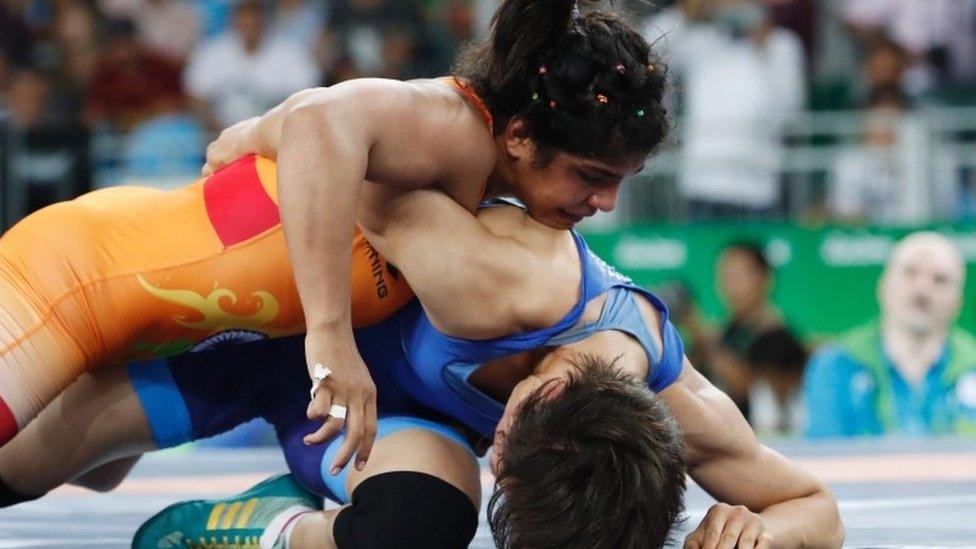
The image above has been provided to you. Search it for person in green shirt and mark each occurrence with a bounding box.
[804,232,976,438]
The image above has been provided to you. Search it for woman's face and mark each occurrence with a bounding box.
[509,149,646,229]
[717,249,769,314]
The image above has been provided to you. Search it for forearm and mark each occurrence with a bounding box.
[760,489,844,548]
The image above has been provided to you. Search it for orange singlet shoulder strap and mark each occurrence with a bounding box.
[438,76,495,201]
[439,76,494,134]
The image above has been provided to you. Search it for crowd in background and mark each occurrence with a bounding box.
[2,0,976,221]
[3,0,976,442]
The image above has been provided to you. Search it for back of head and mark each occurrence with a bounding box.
[488,355,686,548]
[455,0,668,161]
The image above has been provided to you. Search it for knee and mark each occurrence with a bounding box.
[70,457,139,493]
[333,471,478,549]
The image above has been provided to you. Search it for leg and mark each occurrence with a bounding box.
[135,417,482,549]
[0,365,155,503]
[71,455,143,492]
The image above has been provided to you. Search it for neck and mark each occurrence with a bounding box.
[732,301,771,324]
[484,135,515,197]
[881,318,949,384]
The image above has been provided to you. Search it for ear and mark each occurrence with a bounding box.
[503,117,535,160]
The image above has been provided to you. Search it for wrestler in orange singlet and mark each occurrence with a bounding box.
[0,78,493,444]
[0,154,410,443]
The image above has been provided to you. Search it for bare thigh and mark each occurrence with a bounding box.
[0,365,156,495]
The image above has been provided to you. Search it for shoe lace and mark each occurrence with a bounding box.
[184,534,261,548]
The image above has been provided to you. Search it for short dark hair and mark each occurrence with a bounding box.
[488,355,686,549]
[724,241,771,276]
[454,0,669,162]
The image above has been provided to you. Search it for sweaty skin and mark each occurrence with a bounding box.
[0,187,843,548]
[209,77,643,473]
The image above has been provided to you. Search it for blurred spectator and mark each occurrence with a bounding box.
[329,0,427,78]
[2,68,90,213]
[183,0,319,131]
[268,0,327,52]
[860,34,910,103]
[645,0,807,220]
[842,0,976,99]
[826,85,906,223]
[84,17,186,131]
[804,232,976,438]
[654,279,712,378]
[194,0,233,39]
[766,0,817,69]
[46,0,100,119]
[123,113,206,181]
[99,0,201,62]
[709,242,807,432]
[423,0,478,75]
[1,1,32,71]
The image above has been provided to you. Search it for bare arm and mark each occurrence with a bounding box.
[659,360,845,548]
[366,188,579,338]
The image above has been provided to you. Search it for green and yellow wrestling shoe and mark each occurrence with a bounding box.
[132,474,322,549]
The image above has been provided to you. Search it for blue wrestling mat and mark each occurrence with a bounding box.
[1,437,974,547]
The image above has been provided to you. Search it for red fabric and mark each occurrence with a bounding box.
[0,395,18,445]
[203,154,281,247]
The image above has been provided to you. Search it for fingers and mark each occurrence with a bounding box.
[685,504,766,549]
[355,395,378,470]
[737,522,766,549]
[327,384,377,474]
[304,389,344,446]
[328,399,362,475]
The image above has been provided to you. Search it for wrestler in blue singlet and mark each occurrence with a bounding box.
[128,202,685,504]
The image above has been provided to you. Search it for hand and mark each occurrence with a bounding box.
[202,116,262,176]
[302,328,378,475]
[684,503,773,549]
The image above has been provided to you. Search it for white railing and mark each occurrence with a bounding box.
[4,107,976,231]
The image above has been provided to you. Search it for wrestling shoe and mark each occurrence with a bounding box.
[132,474,322,549]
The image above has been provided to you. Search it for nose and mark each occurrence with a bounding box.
[587,184,620,212]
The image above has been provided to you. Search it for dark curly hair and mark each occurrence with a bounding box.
[488,354,686,548]
[455,1,669,162]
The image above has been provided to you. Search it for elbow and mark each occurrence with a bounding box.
[280,101,332,143]
[811,488,845,548]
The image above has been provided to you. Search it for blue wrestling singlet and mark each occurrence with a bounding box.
[128,204,685,503]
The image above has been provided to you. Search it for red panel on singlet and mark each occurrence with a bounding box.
[203,154,281,247]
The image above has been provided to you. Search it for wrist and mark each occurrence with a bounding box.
[306,316,353,334]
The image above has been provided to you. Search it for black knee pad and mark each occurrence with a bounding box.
[333,471,478,549]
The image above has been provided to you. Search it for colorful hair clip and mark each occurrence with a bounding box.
[531,92,540,102]
[615,64,626,74]
[596,93,609,105]
[635,109,646,117]
[538,65,548,75]
[549,100,558,109]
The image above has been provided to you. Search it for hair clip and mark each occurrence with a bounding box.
[596,93,609,105]
[538,65,548,76]
[549,100,558,109]
[647,63,655,72]
[635,109,646,117]
[615,64,626,74]
[531,92,540,102]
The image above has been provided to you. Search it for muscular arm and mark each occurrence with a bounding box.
[276,79,461,332]
[366,188,579,338]
[659,360,845,548]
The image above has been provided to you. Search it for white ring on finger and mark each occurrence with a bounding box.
[328,404,348,420]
